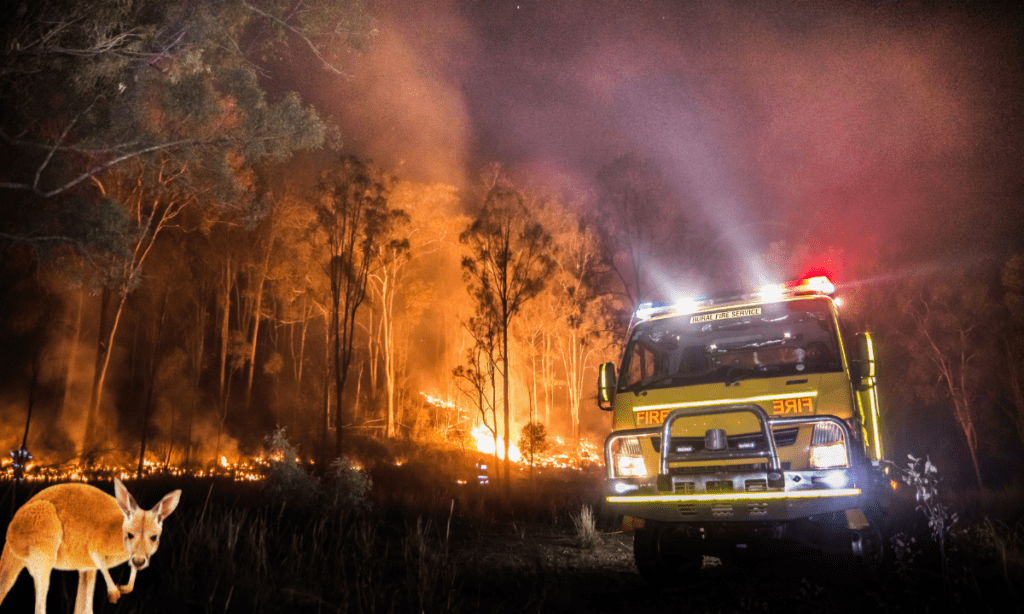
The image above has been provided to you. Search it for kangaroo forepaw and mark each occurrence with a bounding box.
[108,588,121,603]
[118,584,134,595]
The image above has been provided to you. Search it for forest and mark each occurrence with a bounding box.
[1,0,1023,497]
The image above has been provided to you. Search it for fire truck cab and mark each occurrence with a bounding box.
[598,277,888,579]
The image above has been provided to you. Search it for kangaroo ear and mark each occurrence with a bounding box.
[153,490,182,522]
[114,478,140,518]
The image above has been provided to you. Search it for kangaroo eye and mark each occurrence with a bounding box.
[127,533,135,540]
[150,535,158,542]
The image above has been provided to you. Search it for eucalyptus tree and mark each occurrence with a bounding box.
[1,0,373,457]
[315,156,402,459]
[454,315,501,471]
[460,182,555,483]
[591,156,670,310]
[897,272,999,490]
[0,0,368,247]
[548,209,616,444]
[1003,254,1024,448]
[368,181,458,437]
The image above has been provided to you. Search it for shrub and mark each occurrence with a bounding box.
[326,455,373,511]
[262,427,320,507]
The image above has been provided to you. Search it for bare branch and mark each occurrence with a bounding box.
[241,1,350,78]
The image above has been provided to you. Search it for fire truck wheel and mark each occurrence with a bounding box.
[633,525,702,583]
[850,524,884,566]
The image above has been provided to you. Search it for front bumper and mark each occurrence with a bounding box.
[605,404,866,523]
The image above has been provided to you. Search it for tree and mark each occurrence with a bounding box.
[0,0,367,221]
[263,192,326,437]
[518,422,550,470]
[591,155,670,309]
[81,161,191,455]
[1002,254,1024,448]
[1,0,373,457]
[549,209,616,443]
[900,274,997,490]
[368,182,461,437]
[460,181,555,483]
[315,156,401,460]
[455,315,502,471]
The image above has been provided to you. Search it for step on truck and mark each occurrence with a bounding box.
[598,276,890,579]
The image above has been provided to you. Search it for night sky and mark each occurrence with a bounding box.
[316,0,1023,281]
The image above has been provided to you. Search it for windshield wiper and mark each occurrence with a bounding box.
[723,365,758,386]
[634,374,683,392]
[723,364,780,386]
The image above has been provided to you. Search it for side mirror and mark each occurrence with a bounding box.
[598,362,616,411]
[855,332,876,381]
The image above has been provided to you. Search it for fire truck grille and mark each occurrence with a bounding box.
[706,480,734,493]
[652,427,799,454]
[670,462,790,475]
[744,479,768,492]
[675,482,696,494]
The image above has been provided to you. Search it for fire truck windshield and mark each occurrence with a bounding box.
[619,297,842,392]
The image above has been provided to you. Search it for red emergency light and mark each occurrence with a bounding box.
[788,275,836,295]
[759,275,837,301]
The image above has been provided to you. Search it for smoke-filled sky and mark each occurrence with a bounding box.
[313,0,1023,279]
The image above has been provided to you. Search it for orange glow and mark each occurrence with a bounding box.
[472,423,522,462]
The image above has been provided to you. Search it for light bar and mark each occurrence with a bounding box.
[634,299,703,321]
[634,275,837,322]
[793,276,836,295]
[758,275,836,301]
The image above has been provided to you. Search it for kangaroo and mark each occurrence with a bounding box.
[0,478,180,614]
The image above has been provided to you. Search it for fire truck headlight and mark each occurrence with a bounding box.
[610,436,648,478]
[810,441,848,470]
[809,422,848,470]
[614,454,648,478]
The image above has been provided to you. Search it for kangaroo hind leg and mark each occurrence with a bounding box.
[8,499,62,614]
[0,543,27,606]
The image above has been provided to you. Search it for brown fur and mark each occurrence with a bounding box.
[0,479,180,614]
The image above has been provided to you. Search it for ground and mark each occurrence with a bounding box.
[0,440,1021,613]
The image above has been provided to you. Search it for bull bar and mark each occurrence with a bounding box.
[604,404,864,522]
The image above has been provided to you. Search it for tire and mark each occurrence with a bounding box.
[850,524,884,566]
[633,524,702,583]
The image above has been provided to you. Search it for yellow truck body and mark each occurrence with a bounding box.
[598,278,888,576]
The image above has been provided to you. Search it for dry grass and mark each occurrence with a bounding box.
[572,504,599,549]
[2,436,1023,613]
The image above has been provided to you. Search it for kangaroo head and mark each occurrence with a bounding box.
[114,478,181,570]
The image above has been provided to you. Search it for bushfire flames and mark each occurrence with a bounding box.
[0,452,275,484]
[472,423,523,462]
[420,392,600,469]
[0,394,598,484]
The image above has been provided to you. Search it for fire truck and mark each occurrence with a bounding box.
[598,276,889,579]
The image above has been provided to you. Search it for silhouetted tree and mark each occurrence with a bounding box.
[898,273,999,490]
[518,421,549,470]
[592,155,670,309]
[461,182,555,483]
[455,315,502,471]
[1002,254,1024,448]
[316,156,400,460]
